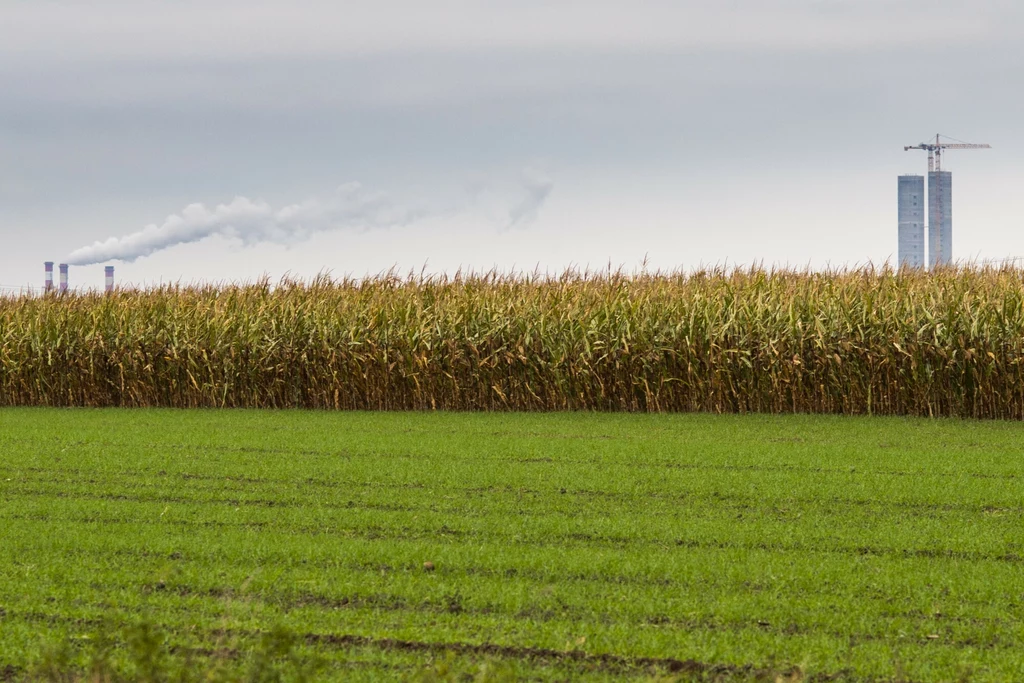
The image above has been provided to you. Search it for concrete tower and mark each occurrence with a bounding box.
[59,264,69,293]
[44,262,54,292]
[905,135,989,270]
[105,266,115,293]
[897,175,925,268]
[928,171,953,268]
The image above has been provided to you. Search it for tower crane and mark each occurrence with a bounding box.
[904,134,990,172]
[900,134,991,269]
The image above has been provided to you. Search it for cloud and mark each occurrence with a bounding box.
[505,169,554,230]
[0,1,1011,66]
[66,183,417,265]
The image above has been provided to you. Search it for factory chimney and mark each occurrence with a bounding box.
[59,264,69,293]
[105,266,115,293]
[44,262,54,292]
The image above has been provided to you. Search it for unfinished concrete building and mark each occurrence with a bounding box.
[904,135,990,270]
[897,175,926,269]
[928,171,953,268]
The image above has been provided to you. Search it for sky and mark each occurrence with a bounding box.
[1,0,1023,291]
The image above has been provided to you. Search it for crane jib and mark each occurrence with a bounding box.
[904,135,991,172]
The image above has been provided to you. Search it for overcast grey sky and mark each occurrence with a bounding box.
[2,0,1022,290]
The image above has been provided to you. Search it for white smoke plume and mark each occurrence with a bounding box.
[505,168,554,231]
[66,171,555,265]
[66,182,418,266]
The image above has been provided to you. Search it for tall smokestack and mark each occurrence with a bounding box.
[105,266,114,293]
[44,262,54,292]
[59,264,69,293]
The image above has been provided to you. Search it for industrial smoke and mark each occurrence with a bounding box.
[66,173,555,265]
[66,183,418,266]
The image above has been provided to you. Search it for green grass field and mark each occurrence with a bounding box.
[2,410,1024,681]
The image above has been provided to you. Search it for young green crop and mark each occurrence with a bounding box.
[3,409,1024,681]
[3,267,1024,416]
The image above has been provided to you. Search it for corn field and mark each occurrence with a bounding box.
[3,267,1024,417]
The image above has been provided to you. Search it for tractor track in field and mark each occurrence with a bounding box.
[9,473,1024,522]
[7,580,1012,655]
[0,629,863,682]
[8,506,1024,567]
[1,487,420,514]
[10,448,1024,483]
[6,566,1015,643]
[2,599,1011,678]
[293,631,862,681]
